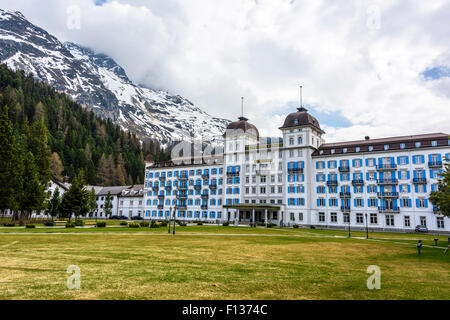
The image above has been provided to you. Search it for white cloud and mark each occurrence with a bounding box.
[2,0,450,143]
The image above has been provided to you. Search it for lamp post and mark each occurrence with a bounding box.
[347,213,351,238]
[173,207,176,235]
[168,207,172,234]
[365,213,369,239]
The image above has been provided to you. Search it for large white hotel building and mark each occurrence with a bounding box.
[144,107,450,233]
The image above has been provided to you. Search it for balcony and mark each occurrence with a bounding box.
[377,192,399,198]
[340,206,351,213]
[164,186,172,192]
[352,179,364,186]
[201,204,208,210]
[256,169,272,175]
[209,184,217,190]
[202,173,210,180]
[376,164,397,171]
[287,167,304,174]
[413,178,427,184]
[178,174,188,180]
[176,194,187,200]
[338,166,350,172]
[377,178,398,185]
[151,185,159,191]
[428,161,442,168]
[201,194,209,200]
[158,176,166,182]
[178,185,188,191]
[194,184,202,191]
[157,194,165,199]
[226,171,240,177]
[157,204,164,210]
[327,180,338,186]
[177,205,187,210]
[339,192,351,198]
[378,207,400,213]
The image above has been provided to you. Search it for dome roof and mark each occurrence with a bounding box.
[280,107,324,132]
[224,116,259,138]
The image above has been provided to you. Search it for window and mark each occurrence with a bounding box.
[420,216,427,227]
[289,137,294,145]
[368,146,373,151]
[398,156,408,165]
[298,136,303,144]
[290,212,295,221]
[384,144,389,150]
[370,213,378,224]
[404,216,410,227]
[343,148,347,153]
[343,213,350,223]
[356,213,364,224]
[355,198,363,207]
[437,217,444,229]
[299,212,304,221]
[355,147,360,152]
[319,212,325,222]
[432,140,438,147]
[415,142,421,148]
[331,149,335,154]
[367,158,375,167]
[400,143,405,149]
[317,161,325,169]
[401,198,410,207]
[386,215,394,226]
[330,212,337,222]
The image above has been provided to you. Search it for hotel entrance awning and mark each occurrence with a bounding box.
[223,204,281,211]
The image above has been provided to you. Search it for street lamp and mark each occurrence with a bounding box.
[365,213,369,239]
[173,207,176,235]
[168,206,172,234]
[347,213,351,238]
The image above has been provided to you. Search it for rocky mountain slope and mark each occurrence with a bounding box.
[0,9,229,146]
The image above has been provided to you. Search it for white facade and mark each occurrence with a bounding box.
[143,108,450,233]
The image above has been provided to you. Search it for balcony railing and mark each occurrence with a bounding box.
[428,161,442,168]
[377,192,399,198]
[201,194,209,199]
[178,185,188,190]
[376,164,397,171]
[176,194,187,200]
[201,204,208,210]
[209,184,217,190]
[413,178,427,184]
[287,167,304,174]
[202,173,210,180]
[157,204,164,210]
[340,206,351,213]
[157,194,165,199]
[378,207,400,213]
[377,178,398,185]
[256,169,272,175]
[339,192,351,198]
[338,166,350,172]
[177,205,187,210]
[327,180,338,186]
[194,184,202,191]
[158,176,166,182]
[226,171,240,176]
[352,179,364,186]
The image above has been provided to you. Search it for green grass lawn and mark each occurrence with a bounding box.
[0,225,448,300]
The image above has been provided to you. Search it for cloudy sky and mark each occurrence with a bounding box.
[2,0,450,141]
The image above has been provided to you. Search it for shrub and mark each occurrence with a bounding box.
[178,222,187,227]
[310,225,316,229]
[65,222,75,228]
[25,224,35,228]
[293,224,299,229]
[140,221,150,227]
[128,223,140,228]
[96,222,107,228]
[266,223,277,228]
[120,221,128,226]
[222,222,229,226]
[44,221,55,226]
[18,220,25,226]
[3,222,16,227]
[150,221,160,228]
[74,220,85,226]
[160,221,168,227]
[197,221,203,225]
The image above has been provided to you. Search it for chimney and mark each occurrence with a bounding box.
[365,136,370,141]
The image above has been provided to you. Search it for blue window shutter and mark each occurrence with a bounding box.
[366,172,369,180]
[424,199,428,208]
[406,156,409,164]
[317,199,319,206]
[367,199,370,207]
[416,199,419,208]
[408,199,411,207]
[414,185,418,193]
[391,157,395,164]
[422,170,426,178]
[412,156,416,164]
[408,185,411,193]
[407,171,410,179]
[413,170,417,178]
[431,184,435,192]
[375,199,378,207]
[378,158,382,165]
[438,154,442,162]
[397,156,401,164]
[365,159,368,166]
[424,185,427,192]
[400,199,404,207]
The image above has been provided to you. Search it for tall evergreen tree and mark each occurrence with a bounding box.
[19,152,46,219]
[46,187,61,219]
[430,159,450,218]
[0,105,21,215]
[104,191,113,218]
[27,118,52,187]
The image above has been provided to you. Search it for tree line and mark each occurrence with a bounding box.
[0,64,169,219]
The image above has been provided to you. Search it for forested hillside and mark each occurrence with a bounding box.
[0,64,168,186]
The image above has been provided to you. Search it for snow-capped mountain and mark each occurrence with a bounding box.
[0,9,230,145]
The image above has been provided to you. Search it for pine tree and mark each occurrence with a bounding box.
[28,118,52,187]
[19,152,46,219]
[47,187,61,219]
[430,159,450,218]
[50,152,64,181]
[0,105,21,214]
[104,191,113,218]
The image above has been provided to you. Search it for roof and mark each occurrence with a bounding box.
[224,116,259,138]
[119,185,145,198]
[148,155,224,169]
[312,132,449,156]
[97,185,132,195]
[279,107,324,133]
